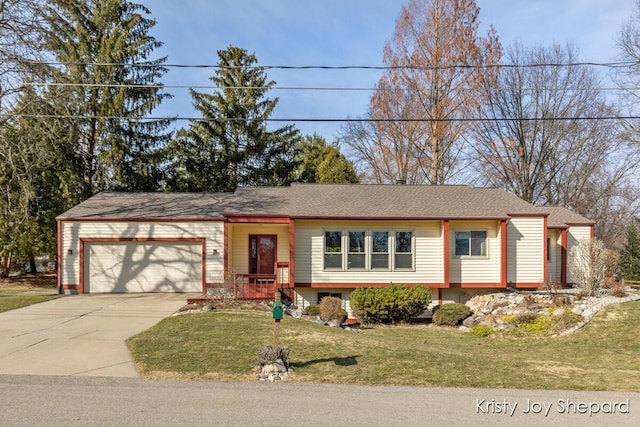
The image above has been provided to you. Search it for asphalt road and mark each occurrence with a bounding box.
[1,375,638,426]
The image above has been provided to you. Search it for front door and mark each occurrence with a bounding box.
[250,235,277,277]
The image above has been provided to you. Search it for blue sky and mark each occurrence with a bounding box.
[147,0,635,141]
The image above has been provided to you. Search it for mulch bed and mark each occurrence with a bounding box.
[0,273,57,289]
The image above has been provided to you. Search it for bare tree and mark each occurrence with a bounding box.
[569,239,609,297]
[470,43,639,247]
[342,0,501,184]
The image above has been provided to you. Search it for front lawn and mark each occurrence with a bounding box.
[127,300,640,390]
[0,273,59,313]
[0,289,59,313]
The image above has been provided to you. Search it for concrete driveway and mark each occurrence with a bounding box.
[0,294,193,377]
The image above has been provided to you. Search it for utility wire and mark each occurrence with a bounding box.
[3,113,638,122]
[20,59,639,70]
[8,81,637,92]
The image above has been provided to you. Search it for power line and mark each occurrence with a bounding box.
[20,59,639,70]
[9,81,639,93]
[3,113,638,123]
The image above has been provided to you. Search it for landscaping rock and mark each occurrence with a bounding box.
[462,289,640,336]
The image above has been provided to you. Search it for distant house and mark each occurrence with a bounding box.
[57,184,593,312]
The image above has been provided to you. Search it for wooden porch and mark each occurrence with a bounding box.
[231,262,292,301]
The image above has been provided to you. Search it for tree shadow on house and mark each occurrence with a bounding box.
[294,355,359,368]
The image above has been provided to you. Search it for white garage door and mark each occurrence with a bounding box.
[85,242,203,293]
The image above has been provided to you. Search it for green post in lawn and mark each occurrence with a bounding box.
[272,292,283,349]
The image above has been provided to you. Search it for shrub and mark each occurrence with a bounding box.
[610,281,628,297]
[470,326,494,337]
[432,303,472,326]
[255,345,290,369]
[350,284,431,324]
[319,296,347,322]
[303,304,321,316]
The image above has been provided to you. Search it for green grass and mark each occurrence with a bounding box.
[127,301,640,390]
[0,288,59,313]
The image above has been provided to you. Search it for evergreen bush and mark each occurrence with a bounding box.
[350,284,431,324]
[432,303,472,326]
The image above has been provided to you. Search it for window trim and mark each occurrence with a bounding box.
[370,230,390,271]
[347,230,367,270]
[393,230,414,270]
[321,229,415,272]
[323,230,343,270]
[454,229,488,258]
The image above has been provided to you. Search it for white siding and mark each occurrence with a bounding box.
[294,220,443,285]
[295,288,353,316]
[507,217,545,284]
[60,221,224,287]
[547,229,562,283]
[567,225,592,283]
[449,220,501,284]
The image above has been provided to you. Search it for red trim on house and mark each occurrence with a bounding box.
[501,219,508,287]
[78,237,206,294]
[565,221,596,227]
[291,215,511,222]
[288,218,295,301]
[224,222,229,282]
[225,216,290,224]
[507,213,549,218]
[450,282,507,289]
[56,219,62,293]
[443,220,450,287]
[561,229,568,285]
[543,216,548,283]
[590,226,595,240]
[295,282,445,289]
[59,217,224,223]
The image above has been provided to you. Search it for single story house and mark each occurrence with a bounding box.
[57,184,593,311]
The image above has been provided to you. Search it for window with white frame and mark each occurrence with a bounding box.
[323,229,414,271]
[324,231,343,269]
[454,230,487,256]
[348,231,366,269]
[394,231,413,269]
[371,231,389,270]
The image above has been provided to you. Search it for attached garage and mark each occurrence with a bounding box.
[57,192,229,294]
[83,241,204,293]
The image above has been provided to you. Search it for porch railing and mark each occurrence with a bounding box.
[233,262,291,300]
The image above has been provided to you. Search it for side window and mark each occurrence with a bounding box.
[318,292,342,304]
[371,231,389,270]
[394,231,413,269]
[455,230,487,256]
[324,231,342,269]
[348,231,366,270]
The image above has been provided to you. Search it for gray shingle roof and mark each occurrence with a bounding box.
[228,184,541,218]
[58,192,232,220]
[542,206,593,228]
[57,184,593,227]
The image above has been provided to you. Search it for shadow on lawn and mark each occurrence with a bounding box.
[294,356,359,368]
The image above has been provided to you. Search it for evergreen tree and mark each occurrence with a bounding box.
[296,134,359,183]
[620,218,640,281]
[42,0,171,197]
[166,46,300,192]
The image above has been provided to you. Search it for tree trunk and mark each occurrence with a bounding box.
[29,255,37,274]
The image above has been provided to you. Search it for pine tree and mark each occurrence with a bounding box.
[42,0,171,197]
[620,218,640,281]
[166,46,300,192]
[296,134,359,183]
